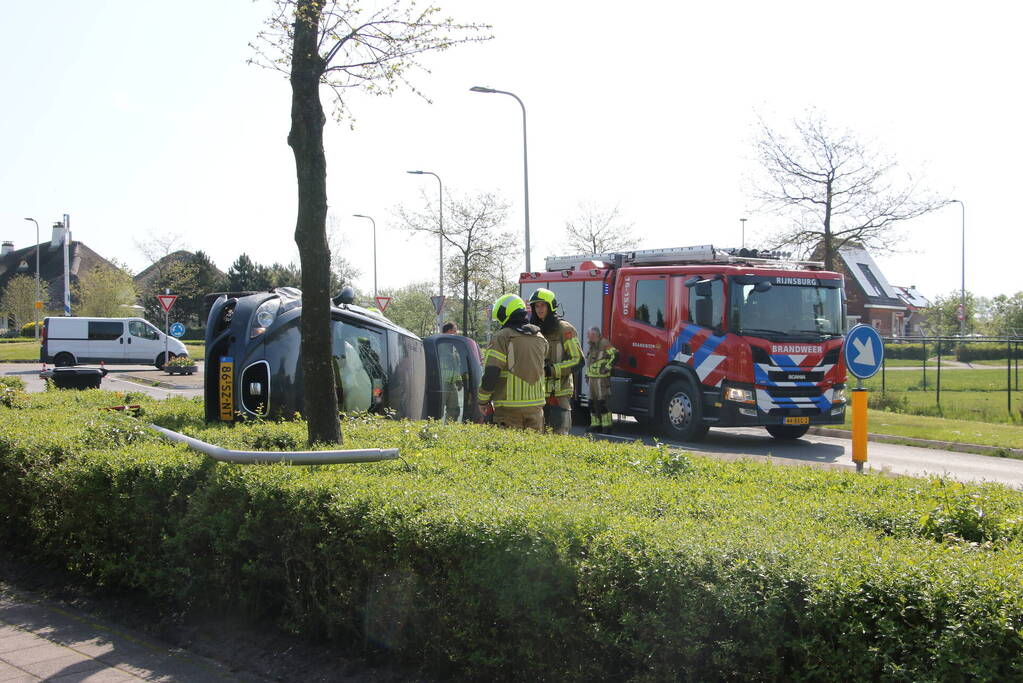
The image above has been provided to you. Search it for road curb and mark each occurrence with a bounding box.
[807,426,1023,458]
[117,374,197,391]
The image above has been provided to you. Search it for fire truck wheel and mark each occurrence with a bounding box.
[660,379,707,442]
[765,424,810,440]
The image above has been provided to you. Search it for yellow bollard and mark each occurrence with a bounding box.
[851,388,867,472]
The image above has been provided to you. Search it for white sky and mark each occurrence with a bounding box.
[2,1,1020,300]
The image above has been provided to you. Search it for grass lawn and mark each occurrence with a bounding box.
[0,341,205,362]
[0,341,40,362]
[843,408,1023,451]
[863,367,1017,392]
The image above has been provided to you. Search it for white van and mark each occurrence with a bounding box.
[41,317,189,369]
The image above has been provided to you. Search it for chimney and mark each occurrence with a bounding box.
[1,241,13,256]
[51,222,65,249]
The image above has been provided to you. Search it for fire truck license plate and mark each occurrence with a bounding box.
[219,357,234,421]
[784,417,810,425]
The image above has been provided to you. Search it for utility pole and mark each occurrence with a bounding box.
[740,217,747,249]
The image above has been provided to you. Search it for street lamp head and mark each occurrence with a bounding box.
[470,85,497,93]
[352,214,369,218]
[407,170,425,175]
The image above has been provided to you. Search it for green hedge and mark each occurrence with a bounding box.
[3,392,1023,679]
[958,343,1013,363]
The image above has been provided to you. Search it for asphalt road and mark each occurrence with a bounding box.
[579,419,1023,489]
[1,362,204,401]
[5,361,1021,488]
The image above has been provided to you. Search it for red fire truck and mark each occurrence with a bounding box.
[518,245,848,441]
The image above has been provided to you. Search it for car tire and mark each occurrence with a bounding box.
[155,352,175,370]
[765,424,810,440]
[54,352,75,367]
[659,378,708,442]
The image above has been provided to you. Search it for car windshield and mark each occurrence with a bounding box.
[730,281,844,339]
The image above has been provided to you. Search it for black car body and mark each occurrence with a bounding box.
[204,288,480,422]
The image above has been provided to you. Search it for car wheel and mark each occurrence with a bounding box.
[765,424,810,440]
[659,379,708,442]
[54,352,75,367]
[155,352,175,370]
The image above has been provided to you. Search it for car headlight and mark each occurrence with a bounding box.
[724,386,754,404]
[250,298,281,338]
[831,386,846,404]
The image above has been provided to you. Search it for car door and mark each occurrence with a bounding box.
[126,320,162,362]
[87,321,127,362]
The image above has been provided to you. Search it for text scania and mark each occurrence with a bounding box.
[775,277,819,286]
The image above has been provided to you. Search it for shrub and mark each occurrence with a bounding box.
[166,355,195,368]
[3,393,1023,679]
[20,321,40,338]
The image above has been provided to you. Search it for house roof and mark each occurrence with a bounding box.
[837,245,907,309]
[892,285,930,309]
[0,240,118,308]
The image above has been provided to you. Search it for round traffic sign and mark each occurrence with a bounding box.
[169,322,186,338]
[843,324,885,379]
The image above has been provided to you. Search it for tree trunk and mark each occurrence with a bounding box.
[288,0,341,445]
[462,252,470,334]
[823,178,834,272]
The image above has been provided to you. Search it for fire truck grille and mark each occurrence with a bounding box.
[766,386,821,399]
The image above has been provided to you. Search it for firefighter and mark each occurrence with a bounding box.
[585,326,618,433]
[477,294,549,431]
[528,287,584,435]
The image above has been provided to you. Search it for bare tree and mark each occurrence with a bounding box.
[563,202,638,255]
[327,214,363,291]
[251,0,490,444]
[752,111,946,271]
[397,191,511,336]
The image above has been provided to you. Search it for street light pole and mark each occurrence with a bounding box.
[407,170,444,330]
[470,85,531,273]
[949,199,966,335]
[22,218,41,340]
[352,214,378,298]
[740,218,747,249]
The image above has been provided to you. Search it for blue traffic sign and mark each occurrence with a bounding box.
[169,322,186,338]
[844,324,885,379]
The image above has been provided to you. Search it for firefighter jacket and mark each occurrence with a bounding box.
[542,318,584,397]
[478,324,549,408]
[585,337,618,378]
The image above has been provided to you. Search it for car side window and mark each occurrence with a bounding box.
[88,321,123,340]
[129,321,160,340]
[688,279,724,328]
[331,318,388,413]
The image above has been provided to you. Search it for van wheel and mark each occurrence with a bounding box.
[659,379,709,442]
[155,352,175,370]
[766,424,810,440]
[54,353,75,367]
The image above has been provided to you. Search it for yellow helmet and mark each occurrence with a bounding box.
[528,287,558,311]
[492,294,526,325]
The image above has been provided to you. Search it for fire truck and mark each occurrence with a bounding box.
[518,245,848,441]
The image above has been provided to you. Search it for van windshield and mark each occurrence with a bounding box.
[730,279,844,340]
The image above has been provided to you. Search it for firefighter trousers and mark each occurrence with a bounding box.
[494,406,544,432]
[544,396,572,435]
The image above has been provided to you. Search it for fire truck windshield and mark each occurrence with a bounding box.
[730,279,844,340]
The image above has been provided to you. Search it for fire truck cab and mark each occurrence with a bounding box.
[519,245,848,441]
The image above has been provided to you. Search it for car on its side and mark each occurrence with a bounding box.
[205,288,481,422]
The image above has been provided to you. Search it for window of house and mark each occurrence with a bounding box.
[634,279,666,328]
[88,321,123,340]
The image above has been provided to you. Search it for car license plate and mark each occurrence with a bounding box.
[219,357,234,421]
[784,417,809,425]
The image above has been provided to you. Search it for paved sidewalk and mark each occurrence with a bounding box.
[0,583,261,682]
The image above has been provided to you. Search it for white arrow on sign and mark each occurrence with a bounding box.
[852,336,875,366]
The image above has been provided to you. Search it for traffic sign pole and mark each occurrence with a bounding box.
[843,325,886,474]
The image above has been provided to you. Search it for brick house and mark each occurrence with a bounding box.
[827,244,911,337]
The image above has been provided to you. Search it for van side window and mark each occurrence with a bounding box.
[88,321,123,340]
[129,321,160,340]
[634,279,666,329]
[688,279,724,328]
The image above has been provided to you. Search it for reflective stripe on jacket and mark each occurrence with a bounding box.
[479,325,548,407]
[543,319,583,397]
[585,337,618,378]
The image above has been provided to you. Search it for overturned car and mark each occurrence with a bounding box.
[205,288,481,423]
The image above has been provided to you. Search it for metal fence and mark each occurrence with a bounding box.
[875,336,1022,417]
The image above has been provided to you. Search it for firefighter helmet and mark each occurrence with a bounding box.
[492,294,526,325]
[528,287,558,311]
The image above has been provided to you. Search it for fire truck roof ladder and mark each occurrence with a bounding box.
[544,245,824,272]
